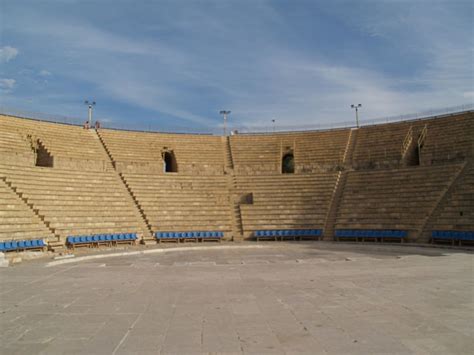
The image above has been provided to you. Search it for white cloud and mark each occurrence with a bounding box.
[0,46,19,63]
[0,78,16,92]
[39,70,52,76]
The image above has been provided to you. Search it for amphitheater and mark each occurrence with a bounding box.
[0,109,473,354]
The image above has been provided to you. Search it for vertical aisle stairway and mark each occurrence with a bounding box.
[323,128,358,239]
[418,161,470,242]
[223,136,244,241]
[95,129,155,244]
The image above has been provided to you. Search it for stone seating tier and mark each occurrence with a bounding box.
[0,115,112,171]
[335,164,463,231]
[428,165,474,231]
[230,129,350,174]
[235,173,337,233]
[0,179,54,241]
[0,164,146,241]
[121,173,231,233]
[99,129,225,174]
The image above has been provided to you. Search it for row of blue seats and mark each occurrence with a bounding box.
[432,231,474,241]
[0,239,46,252]
[255,229,322,237]
[155,231,224,239]
[67,233,137,244]
[335,230,407,238]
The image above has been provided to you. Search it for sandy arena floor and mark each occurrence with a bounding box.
[0,242,473,355]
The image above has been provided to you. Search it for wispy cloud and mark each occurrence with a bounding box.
[38,70,51,77]
[1,0,472,129]
[0,78,16,93]
[0,46,18,63]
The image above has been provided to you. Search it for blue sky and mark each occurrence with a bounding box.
[0,0,473,131]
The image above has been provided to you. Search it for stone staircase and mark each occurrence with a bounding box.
[96,129,155,244]
[224,136,244,241]
[0,176,62,250]
[418,161,470,242]
[342,128,358,167]
[227,175,244,241]
[223,136,234,172]
[323,171,346,240]
[323,129,358,239]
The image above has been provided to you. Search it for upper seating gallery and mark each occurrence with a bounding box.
[98,129,225,175]
[0,115,111,171]
[352,112,474,169]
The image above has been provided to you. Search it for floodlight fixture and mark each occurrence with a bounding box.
[219,110,231,136]
[350,104,362,128]
[84,100,97,125]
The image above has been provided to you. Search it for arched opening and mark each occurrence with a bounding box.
[163,151,178,173]
[282,153,294,174]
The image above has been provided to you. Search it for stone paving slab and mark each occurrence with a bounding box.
[0,243,473,354]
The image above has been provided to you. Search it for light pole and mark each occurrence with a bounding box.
[351,104,362,128]
[219,110,231,136]
[84,100,96,126]
[272,119,275,133]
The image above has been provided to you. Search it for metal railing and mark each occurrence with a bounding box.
[1,103,472,135]
[232,104,474,134]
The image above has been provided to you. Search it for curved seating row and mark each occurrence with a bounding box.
[155,231,224,243]
[66,233,137,248]
[254,229,322,241]
[335,229,407,242]
[431,230,474,245]
[0,239,46,252]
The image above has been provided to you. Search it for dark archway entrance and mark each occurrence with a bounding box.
[282,153,294,174]
[163,151,178,173]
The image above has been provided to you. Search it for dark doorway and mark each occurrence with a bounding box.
[163,151,178,173]
[282,153,294,174]
[35,140,53,167]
